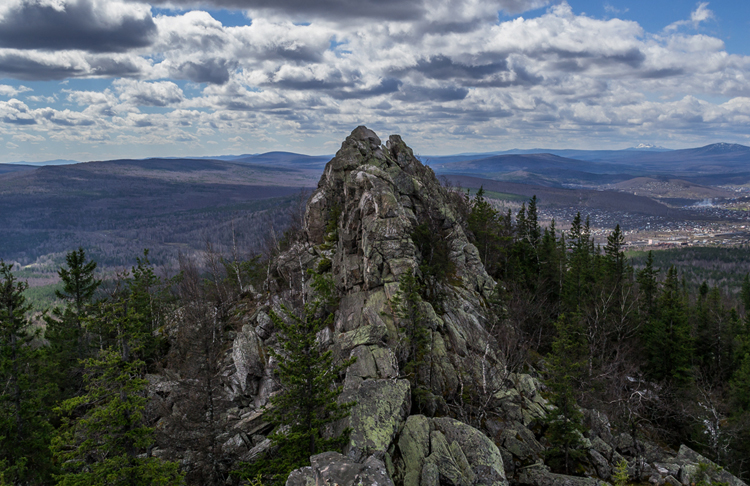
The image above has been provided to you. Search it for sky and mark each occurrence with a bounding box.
[1,0,750,162]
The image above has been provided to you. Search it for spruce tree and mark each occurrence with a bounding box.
[45,247,101,398]
[391,268,429,378]
[246,275,353,484]
[0,261,56,485]
[544,312,587,475]
[467,187,507,277]
[643,266,693,384]
[52,257,183,486]
[636,251,659,325]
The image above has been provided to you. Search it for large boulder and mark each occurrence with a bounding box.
[287,452,394,486]
[396,415,509,486]
[341,378,411,462]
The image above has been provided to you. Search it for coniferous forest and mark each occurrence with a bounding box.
[3,187,750,485]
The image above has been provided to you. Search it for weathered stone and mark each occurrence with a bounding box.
[233,409,270,436]
[348,345,378,379]
[421,463,440,486]
[398,415,432,486]
[286,467,315,486]
[432,417,508,486]
[583,409,613,443]
[371,346,398,378]
[232,325,264,395]
[588,449,611,480]
[221,433,248,455]
[676,445,748,486]
[664,475,681,486]
[427,430,468,486]
[256,311,273,339]
[343,379,411,462]
[307,451,395,486]
[238,438,272,463]
[450,440,475,483]
[337,324,387,354]
[516,466,608,486]
[499,425,543,465]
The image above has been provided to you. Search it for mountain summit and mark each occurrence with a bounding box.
[146,127,747,486]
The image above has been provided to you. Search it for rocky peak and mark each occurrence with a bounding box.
[148,127,749,486]
[304,125,492,295]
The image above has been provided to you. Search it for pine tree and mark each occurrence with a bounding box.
[544,312,587,475]
[247,283,353,484]
[52,257,183,486]
[0,261,56,485]
[643,266,693,384]
[45,247,101,398]
[467,187,508,278]
[636,251,659,325]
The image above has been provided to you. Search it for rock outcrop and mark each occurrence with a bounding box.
[147,127,748,486]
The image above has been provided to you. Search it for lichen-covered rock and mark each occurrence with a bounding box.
[348,345,378,379]
[432,417,508,486]
[516,466,609,486]
[398,415,431,486]
[341,378,411,462]
[285,467,315,486]
[303,451,395,486]
[396,415,508,486]
[337,324,387,354]
[675,445,748,486]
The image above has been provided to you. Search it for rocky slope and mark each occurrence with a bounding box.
[148,127,747,486]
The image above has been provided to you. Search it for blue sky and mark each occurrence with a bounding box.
[1,0,749,162]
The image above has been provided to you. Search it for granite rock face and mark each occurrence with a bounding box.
[145,127,748,486]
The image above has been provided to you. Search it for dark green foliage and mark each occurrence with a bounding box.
[222,254,265,294]
[731,353,750,412]
[52,260,183,486]
[562,213,595,313]
[391,268,430,384]
[243,287,353,485]
[45,247,101,398]
[544,312,587,475]
[411,220,456,301]
[643,266,693,385]
[0,261,56,485]
[637,251,659,325]
[467,187,510,278]
[52,351,184,486]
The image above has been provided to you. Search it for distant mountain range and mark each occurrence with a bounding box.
[3,142,749,266]
[4,142,749,169]
[4,142,750,191]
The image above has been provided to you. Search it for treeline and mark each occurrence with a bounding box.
[0,249,190,485]
[463,188,750,478]
[0,206,341,485]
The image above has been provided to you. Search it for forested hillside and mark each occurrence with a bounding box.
[2,128,749,486]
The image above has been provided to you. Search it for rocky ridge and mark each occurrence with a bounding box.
[148,127,747,486]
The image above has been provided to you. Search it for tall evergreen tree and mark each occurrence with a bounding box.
[45,247,101,398]
[467,187,509,278]
[544,312,587,475]
[636,251,659,325]
[391,268,430,381]
[562,213,594,314]
[52,256,183,486]
[643,266,693,384]
[244,275,353,485]
[0,261,56,485]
